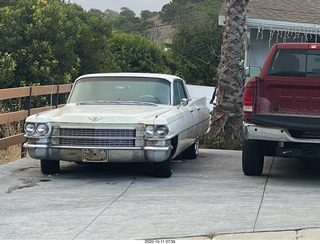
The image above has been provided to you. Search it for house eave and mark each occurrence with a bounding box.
[218,15,320,34]
[246,18,320,34]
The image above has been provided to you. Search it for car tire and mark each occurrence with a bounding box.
[182,138,199,159]
[41,159,60,174]
[242,140,264,176]
[153,157,172,178]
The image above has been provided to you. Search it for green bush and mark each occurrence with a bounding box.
[200,134,243,150]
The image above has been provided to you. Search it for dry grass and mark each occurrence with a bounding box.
[0,104,24,165]
[0,144,22,165]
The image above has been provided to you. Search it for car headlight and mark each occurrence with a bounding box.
[156,125,169,137]
[144,125,155,137]
[144,125,169,138]
[36,123,49,135]
[24,123,36,135]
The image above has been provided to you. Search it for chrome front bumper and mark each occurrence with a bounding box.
[24,143,173,163]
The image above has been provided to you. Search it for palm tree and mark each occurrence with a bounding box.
[210,0,249,142]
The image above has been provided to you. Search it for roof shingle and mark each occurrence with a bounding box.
[220,0,320,25]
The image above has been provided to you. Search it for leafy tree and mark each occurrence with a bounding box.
[0,52,16,88]
[160,0,224,24]
[113,8,153,36]
[107,33,171,73]
[73,10,118,75]
[104,8,118,18]
[119,7,135,18]
[169,17,221,86]
[0,0,115,88]
[140,10,158,20]
[88,8,106,18]
[163,0,224,85]
[0,0,17,7]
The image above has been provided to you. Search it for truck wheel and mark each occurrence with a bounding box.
[182,138,199,159]
[242,140,264,176]
[153,158,172,178]
[41,159,60,174]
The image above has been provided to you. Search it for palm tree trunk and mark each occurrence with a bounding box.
[210,0,248,141]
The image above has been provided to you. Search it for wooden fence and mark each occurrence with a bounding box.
[0,84,72,154]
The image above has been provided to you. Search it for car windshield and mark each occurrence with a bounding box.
[68,77,171,105]
[267,49,320,78]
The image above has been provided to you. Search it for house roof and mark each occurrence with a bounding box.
[219,0,320,25]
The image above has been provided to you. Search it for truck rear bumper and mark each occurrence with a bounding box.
[243,122,320,158]
[243,122,320,144]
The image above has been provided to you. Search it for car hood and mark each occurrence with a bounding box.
[29,103,177,125]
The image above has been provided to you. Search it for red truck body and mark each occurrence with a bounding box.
[242,43,320,175]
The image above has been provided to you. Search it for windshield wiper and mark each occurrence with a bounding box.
[77,100,157,106]
[121,101,157,106]
[76,100,111,105]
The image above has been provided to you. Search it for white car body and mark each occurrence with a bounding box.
[24,73,210,177]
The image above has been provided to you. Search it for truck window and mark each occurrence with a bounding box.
[267,49,320,78]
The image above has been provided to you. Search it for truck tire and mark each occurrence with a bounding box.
[41,159,60,174]
[242,140,264,176]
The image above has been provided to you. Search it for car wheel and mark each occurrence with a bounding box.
[153,157,172,178]
[41,159,60,174]
[242,140,264,176]
[182,138,199,159]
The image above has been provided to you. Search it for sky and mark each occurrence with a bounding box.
[69,0,171,15]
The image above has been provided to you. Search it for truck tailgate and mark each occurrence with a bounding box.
[253,46,320,129]
[256,76,320,115]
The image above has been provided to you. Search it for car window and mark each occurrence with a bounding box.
[68,77,171,105]
[267,49,320,78]
[173,80,187,105]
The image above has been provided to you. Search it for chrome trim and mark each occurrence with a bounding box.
[24,143,172,151]
[54,136,139,140]
[144,146,172,151]
[24,143,141,150]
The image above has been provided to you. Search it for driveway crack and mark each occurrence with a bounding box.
[73,177,136,240]
[253,157,275,232]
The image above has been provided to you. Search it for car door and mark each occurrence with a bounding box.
[173,79,198,148]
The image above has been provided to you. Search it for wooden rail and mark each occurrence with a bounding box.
[0,84,72,152]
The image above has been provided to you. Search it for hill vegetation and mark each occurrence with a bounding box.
[0,0,224,88]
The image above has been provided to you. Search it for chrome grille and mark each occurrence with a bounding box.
[60,128,135,138]
[59,128,136,147]
[59,138,135,147]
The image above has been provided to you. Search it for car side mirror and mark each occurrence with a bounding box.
[180,98,188,106]
[245,66,261,77]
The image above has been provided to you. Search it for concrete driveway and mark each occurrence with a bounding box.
[1,149,320,240]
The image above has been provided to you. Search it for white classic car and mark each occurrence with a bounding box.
[23,73,210,177]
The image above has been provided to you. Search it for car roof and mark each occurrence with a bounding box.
[75,73,183,83]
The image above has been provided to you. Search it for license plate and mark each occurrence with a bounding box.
[82,149,108,162]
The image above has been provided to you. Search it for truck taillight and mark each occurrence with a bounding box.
[243,79,256,121]
[243,87,254,112]
[308,44,320,49]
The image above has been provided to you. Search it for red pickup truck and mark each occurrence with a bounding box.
[242,43,320,175]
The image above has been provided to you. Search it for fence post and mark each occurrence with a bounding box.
[52,85,59,108]
[25,87,32,116]
[21,87,32,158]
